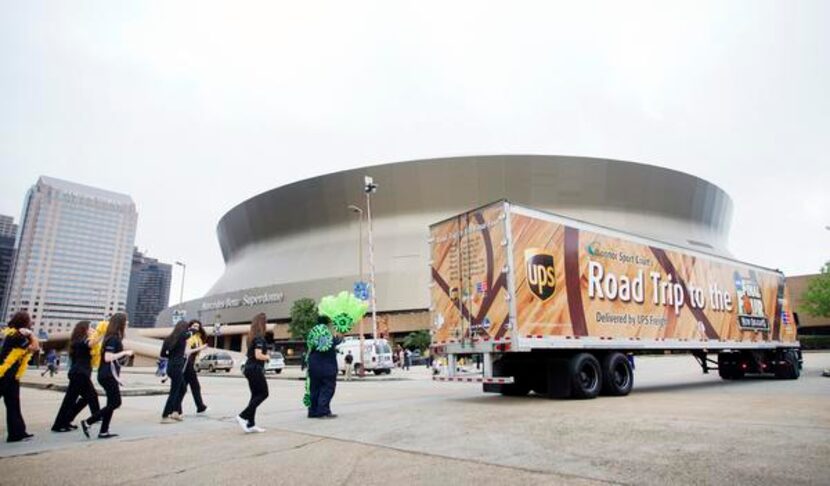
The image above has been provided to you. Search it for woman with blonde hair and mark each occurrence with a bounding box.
[236,313,269,433]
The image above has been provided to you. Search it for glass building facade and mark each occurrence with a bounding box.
[126,248,172,328]
[4,177,137,334]
[0,215,17,315]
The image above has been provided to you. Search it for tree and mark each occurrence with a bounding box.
[403,330,431,351]
[289,298,319,340]
[803,261,830,318]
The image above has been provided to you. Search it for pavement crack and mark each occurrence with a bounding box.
[125,437,326,484]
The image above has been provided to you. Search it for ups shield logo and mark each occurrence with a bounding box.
[525,248,556,301]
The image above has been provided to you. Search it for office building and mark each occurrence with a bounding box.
[5,177,137,333]
[126,248,172,328]
[0,215,17,314]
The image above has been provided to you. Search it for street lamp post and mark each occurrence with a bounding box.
[348,204,366,377]
[364,176,379,340]
[174,261,186,305]
[348,205,364,282]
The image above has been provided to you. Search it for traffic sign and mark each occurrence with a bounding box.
[353,281,370,301]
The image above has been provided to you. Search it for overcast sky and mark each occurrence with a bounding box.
[1,1,828,303]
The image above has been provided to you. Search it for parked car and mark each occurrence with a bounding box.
[240,352,285,374]
[195,352,234,373]
[409,349,428,366]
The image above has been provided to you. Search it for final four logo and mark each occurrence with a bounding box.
[525,248,556,301]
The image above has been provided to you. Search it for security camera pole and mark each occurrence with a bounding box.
[364,176,379,340]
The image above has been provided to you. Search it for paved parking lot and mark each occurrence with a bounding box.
[2,352,829,485]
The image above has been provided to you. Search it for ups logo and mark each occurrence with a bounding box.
[525,248,556,301]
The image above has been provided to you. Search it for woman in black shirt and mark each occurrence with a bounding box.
[161,320,193,423]
[81,313,133,439]
[236,313,269,433]
[1,311,40,442]
[181,320,208,414]
[51,321,101,432]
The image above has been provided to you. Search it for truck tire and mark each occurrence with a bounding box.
[568,353,602,399]
[600,352,633,396]
[774,349,800,380]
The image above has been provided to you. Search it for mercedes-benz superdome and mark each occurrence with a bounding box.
[156,155,733,345]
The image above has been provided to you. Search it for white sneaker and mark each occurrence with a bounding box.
[250,425,266,433]
[236,415,252,433]
[170,412,184,422]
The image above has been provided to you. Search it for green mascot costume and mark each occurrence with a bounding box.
[304,291,367,417]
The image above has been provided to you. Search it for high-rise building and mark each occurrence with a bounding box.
[0,215,18,314]
[0,215,18,238]
[126,248,172,328]
[4,177,137,334]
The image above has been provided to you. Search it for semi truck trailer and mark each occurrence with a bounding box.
[429,201,801,398]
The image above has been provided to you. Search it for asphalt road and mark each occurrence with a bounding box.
[1,353,828,485]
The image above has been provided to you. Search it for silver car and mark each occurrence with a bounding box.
[196,352,234,373]
[240,352,285,374]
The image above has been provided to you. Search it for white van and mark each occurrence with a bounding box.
[336,337,394,375]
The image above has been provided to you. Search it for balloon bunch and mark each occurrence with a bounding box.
[318,291,369,334]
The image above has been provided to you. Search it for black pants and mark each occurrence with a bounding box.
[182,365,206,411]
[308,373,336,417]
[53,372,100,430]
[86,375,121,434]
[162,361,186,417]
[1,375,27,441]
[239,366,268,426]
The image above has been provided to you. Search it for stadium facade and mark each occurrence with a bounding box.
[157,155,733,345]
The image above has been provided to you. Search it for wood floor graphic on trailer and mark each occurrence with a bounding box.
[429,201,801,399]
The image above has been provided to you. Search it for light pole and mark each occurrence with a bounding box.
[348,204,366,377]
[175,261,186,304]
[348,205,365,282]
[364,176,379,340]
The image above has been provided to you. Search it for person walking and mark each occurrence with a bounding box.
[80,313,133,439]
[161,320,192,423]
[181,320,208,414]
[51,321,101,432]
[404,348,412,371]
[344,350,354,381]
[306,316,341,419]
[1,311,40,442]
[41,349,57,377]
[237,313,269,433]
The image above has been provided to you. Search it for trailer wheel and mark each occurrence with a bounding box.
[568,353,602,399]
[774,349,800,380]
[600,352,633,396]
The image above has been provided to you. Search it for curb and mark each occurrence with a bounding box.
[20,381,168,397]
